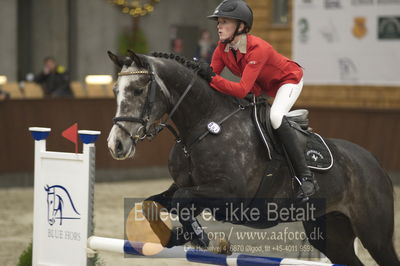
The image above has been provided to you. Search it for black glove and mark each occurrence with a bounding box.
[197,61,216,83]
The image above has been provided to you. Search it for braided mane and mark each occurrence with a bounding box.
[150,52,200,71]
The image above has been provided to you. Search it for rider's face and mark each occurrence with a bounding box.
[217,17,238,41]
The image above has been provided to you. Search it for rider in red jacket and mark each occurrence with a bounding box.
[198,0,319,200]
[210,34,303,98]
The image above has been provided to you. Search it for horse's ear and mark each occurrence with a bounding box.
[127,49,145,68]
[107,51,125,69]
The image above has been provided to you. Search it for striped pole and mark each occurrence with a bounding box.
[87,236,345,266]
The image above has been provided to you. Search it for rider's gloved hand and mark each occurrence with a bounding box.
[197,61,216,83]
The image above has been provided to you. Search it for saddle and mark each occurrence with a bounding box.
[252,98,333,171]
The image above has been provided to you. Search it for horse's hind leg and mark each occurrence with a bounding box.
[362,239,400,266]
[350,201,400,266]
[303,212,363,266]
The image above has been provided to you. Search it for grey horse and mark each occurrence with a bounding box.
[106,51,399,266]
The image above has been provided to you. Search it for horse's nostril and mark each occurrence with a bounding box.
[116,139,123,154]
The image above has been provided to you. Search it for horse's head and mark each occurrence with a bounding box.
[107,50,169,160]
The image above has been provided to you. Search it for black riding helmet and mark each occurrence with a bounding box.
[208,0,253,34]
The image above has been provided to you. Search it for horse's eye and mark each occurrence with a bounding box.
[134,88,144,96]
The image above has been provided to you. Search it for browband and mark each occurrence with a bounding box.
[118,70,151,76]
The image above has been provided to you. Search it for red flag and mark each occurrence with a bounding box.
[62,123,78,153]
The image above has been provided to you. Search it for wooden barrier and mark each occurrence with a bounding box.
[0,99,399,179]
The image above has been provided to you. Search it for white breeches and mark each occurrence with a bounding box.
[270,78,304,129]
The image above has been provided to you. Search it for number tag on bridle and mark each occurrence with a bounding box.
[207,122,221,135]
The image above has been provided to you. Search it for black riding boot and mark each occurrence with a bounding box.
[275,118,319,200]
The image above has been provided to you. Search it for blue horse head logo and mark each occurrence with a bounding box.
[44,185,81,226]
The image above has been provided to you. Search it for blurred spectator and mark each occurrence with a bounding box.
[0,89,10,101]
[34,57,73,98]
[172,38,184,55]
[194,30,216,63]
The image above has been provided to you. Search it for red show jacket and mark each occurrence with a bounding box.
[210,34,303,98]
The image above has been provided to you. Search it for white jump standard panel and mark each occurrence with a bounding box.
[30,127,99,266]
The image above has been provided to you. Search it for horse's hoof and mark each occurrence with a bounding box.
[207,237,232,255]
[220,238,232,255]
[190,235,210,249]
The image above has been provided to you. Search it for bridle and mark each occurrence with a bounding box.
[112,64,199,143]
[113,61,263,161]
[112,68,157,142]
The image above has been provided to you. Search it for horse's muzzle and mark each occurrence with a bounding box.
[109,140,136,160]
[107,126,137,160]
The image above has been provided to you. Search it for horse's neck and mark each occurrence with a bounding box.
[172,82,219,138]
[160,65,231,141]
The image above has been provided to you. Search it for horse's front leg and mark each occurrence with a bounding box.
[142,183,204,248]
[142,183,179,246]
[168,184,239,250]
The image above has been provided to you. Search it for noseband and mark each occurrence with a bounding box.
[113,65,198,143]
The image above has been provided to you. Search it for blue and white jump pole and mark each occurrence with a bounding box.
[30,127,343,266]
[88,236,344,266]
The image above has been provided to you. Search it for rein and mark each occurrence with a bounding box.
[155,68,200,141]
[112,62,264,160]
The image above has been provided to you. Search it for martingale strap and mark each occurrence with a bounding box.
[182,101,259,157]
